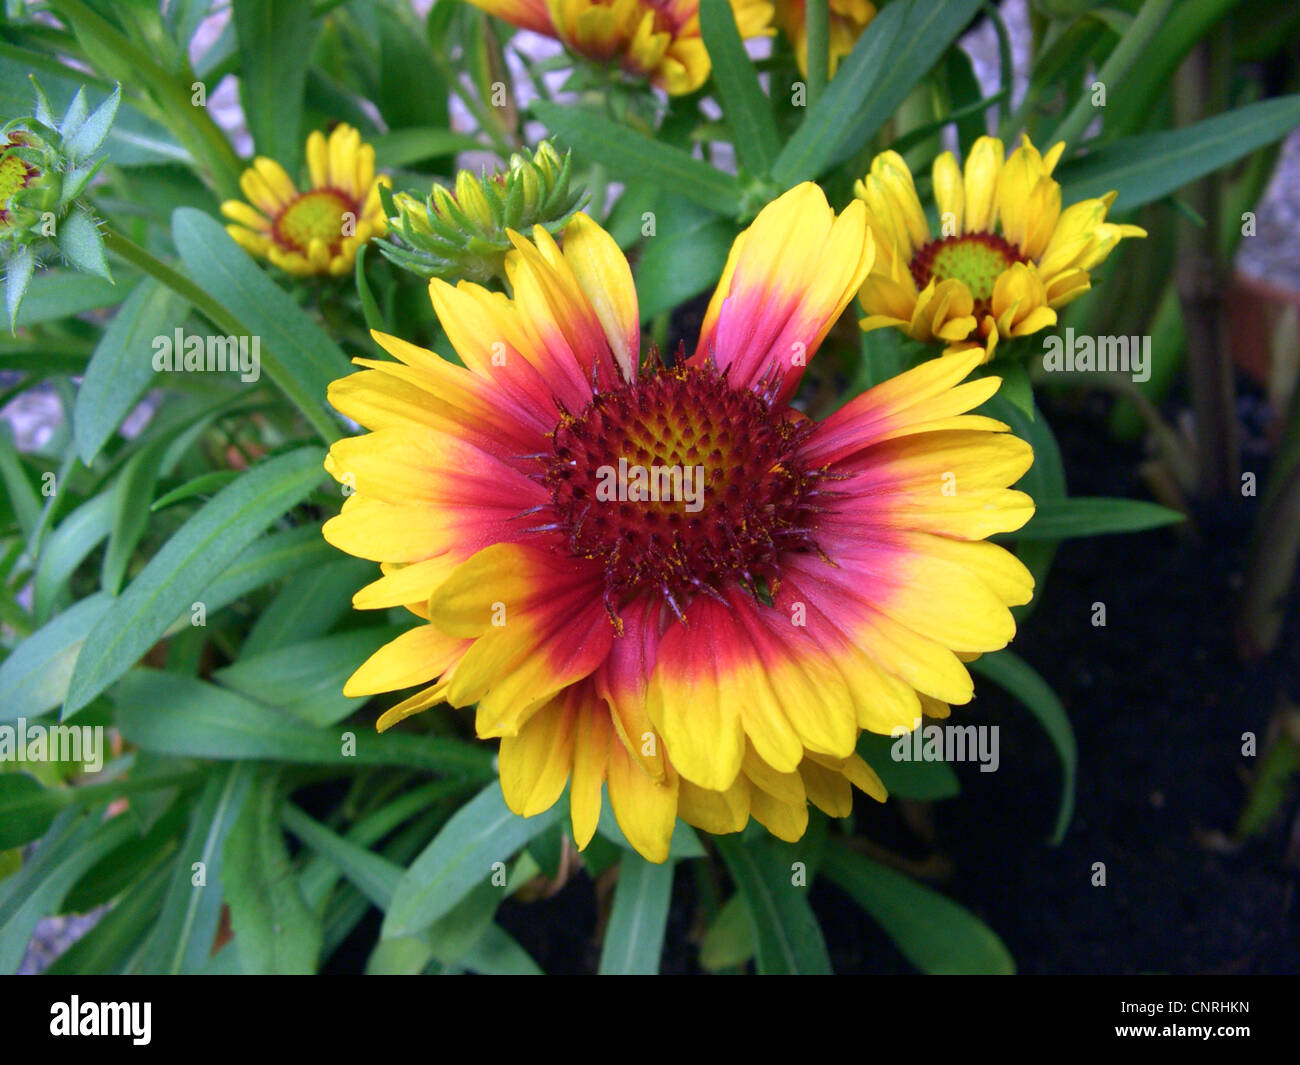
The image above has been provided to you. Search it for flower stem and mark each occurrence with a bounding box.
[101,226,240,336]
[64,768,202,811]
[1048,0,1175,150]
[45,0,242,200]
[101,226,340,442]
[429,46,515,160]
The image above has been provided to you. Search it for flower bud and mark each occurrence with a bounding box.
[377,142,586,284]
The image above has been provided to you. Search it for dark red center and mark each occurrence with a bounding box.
[540,361,827,624]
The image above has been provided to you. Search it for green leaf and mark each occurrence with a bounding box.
[62,797,187,913]
[367,880,508,974]
[58,86,89,140]
[0,774,65,850]
[232,0,315,169]
[297,798,519,973]
[4,245,35,331]
[0,593,113,722]
[282,803,403,910]
[0,808,135,973]
[171,208,349,441]
[150,471,241,511]
[212,625,407,726]
[114,670,494,778]
[821,840,1015,974]
[1013,496,1184,541]
[370,127,484,169]
[199,524,337,612]
[771,0,984,185]
[354,244,385,333]
[971,650,1077,845]
[713,836,831,974]
[165,0,216,49]
[74,279,189,464]
[1058,95,1300,210]
[982,393,1066,621]
[46,861,170,975]
[532,101,742,213]
[993,361,1034,418]
[56,208,112,280]
[223,772,322,974]
[131,764,252,974]
[857,732,961,800]
[595,798,705,859]
[63,448,324,715]
[99,440,167,596]
[459,923,543,975]
[241,557,372,656]
[597,853,674,974]
[944,46,987,157]
[0,424,42,539]
[699,894,755,971]
[635,199,735,322]
[63,83,121,161]
[699,0,780,176]
[384,783,562,938]
[372,3,448,131]
[12,270,122,329]
[364,934,439,975]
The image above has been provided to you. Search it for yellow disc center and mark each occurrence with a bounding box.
[274,189,354,253]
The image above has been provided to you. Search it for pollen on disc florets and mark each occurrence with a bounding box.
[910,231,1026,317]
[274,188,357,257]
[540,359,829,624]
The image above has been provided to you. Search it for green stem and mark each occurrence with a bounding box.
[1048,0,1175,150]
[65,768,201,810]
[430,48,513,159]
[45,0,242,200]
[805,0,830,106]
[101,227,340,442]
[102,227,238,335]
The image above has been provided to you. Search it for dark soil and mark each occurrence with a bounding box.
[875,387,1299,975]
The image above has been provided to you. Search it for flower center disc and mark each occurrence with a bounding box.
[910,232,1025,315]
[0,145,35,224]
[274,189,354,254]
[544,363,822,619]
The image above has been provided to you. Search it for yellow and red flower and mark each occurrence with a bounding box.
[855,134,1147,360]
[775,0,875,76]
[222,124,389,277]
[466,0,773,95]
[324,183,1036,861]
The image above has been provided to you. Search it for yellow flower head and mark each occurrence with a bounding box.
[222,124,390,277]
[775,0,875,77]
[323,183,1036,862]
[855,133,1147,361]
[467,0,773,95]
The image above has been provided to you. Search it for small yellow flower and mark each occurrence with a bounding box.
[466,0,773,95]
[775,0,875,77]
[855,134,1147,361]
[222,124,390,277]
